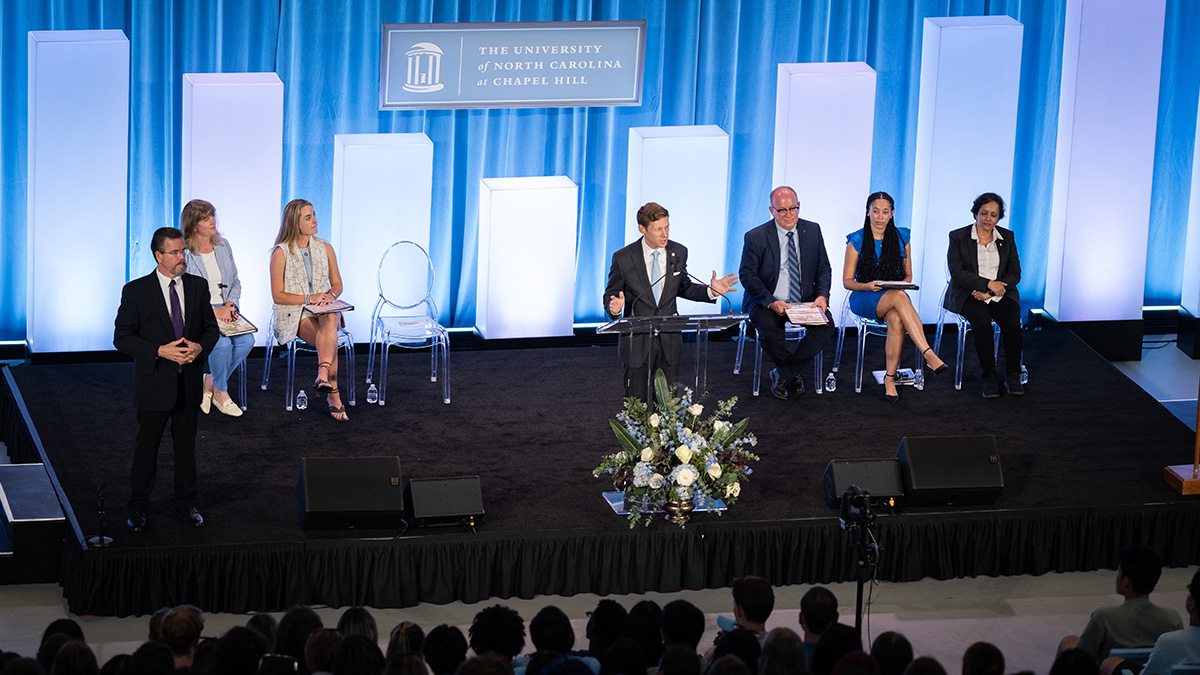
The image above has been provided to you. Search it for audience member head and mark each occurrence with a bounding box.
[424,625,469,675]
[0,654,21,673]
[304,628,342,675]
[1188,567,1200,624]
[98,653,129,675]
[41,620,85,647]
[384,654,430,675]
[0,658,44,675]
[333,634,385,675]
[274,606,324,667]
[37,634,72,673]
[336,607,378,643]
[732,577,775,630]
[146,608,170,643]
[524,651,564,675]
[662,600,706,652]
[626,601,665,666]
[124,641,175,675]
[799,587,839,639]
[600,637,647,675]
[760,627,807,675]
[712,629,761,674]
[832,653,878,675]
[961,643,1004,675]
[902,658,947,675]
[191,638,217,675]
[386,622,425,660]
[259,654,303,675]
[586,600,627,660]
[659,646,702,675]
[1047,650,1097,675]
[1115,545,1165,597]
[49,641,98,675]
[468,605,525,662]
[208,626,265,675]
[708,654,752,675]
[530,606,576,654]
[809,624,861,675]
[546,658,594,675]
[454,655,511,675]
[246,613,279,648]
[869,632,913,675]
[160,605,204,659]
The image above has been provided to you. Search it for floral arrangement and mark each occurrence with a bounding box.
[594,370,760,527]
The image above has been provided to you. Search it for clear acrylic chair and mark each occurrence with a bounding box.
[933,281,1027,391]
[832,301,923,393]
[364,241,450,405]
[260,311,356,411]
[733,319,828,396]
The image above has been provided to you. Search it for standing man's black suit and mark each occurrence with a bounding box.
[604,238,714,400]
[114,228,219,530]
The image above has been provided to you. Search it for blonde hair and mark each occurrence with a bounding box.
[274,198,314,252]
[180,199,221,252]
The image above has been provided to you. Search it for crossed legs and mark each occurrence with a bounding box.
[298,313,346,419]
[875,290,945,397]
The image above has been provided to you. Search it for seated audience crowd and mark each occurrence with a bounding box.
[1,566,1196,675]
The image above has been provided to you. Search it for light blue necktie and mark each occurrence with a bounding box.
[787,231,802,302]
[651,251,663,304]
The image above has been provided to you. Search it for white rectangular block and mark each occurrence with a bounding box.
[332,133,435,341]
[182,73,284,345]
[477,177,578,338]
[773,62,877,318]
[626,125,730,315]
[909,17,1023,319]
[27,30,130,353]
[1044,0,1165,321]
[1182,94,1200,317]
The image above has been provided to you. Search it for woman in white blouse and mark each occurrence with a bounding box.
[944,193,1023,399]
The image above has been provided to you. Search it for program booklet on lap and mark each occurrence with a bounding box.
[304,299,354,315]
[218,316,257,337]
[785,303,830,326]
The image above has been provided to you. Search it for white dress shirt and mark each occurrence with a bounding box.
[972,226,1003,303]
[773,224,801,302]
[155,269,186,324]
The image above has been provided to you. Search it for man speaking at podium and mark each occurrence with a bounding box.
[603,201,739,401]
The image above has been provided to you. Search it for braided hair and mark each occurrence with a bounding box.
[854,191,905,282]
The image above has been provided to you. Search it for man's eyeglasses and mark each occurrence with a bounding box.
[773,205,800,214]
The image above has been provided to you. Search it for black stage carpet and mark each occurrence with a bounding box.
[7,329,1200,616]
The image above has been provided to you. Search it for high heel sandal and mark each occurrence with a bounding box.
[327,388,349,422]
[921,347,948,375]
[883,372,900,403]
[314,361,334,393]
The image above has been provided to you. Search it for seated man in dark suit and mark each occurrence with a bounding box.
[739,186,835,400]
[603,201,738,401]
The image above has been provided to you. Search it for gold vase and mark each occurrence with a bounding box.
[663,497,695,526]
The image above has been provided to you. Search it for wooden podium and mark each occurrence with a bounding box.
[1163,371,1200,494]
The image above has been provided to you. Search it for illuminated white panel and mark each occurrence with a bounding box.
[772,63,876,318]
[625,125,730,315]
[331,133,434,341]
[909,17,1022,319]
[1181,95,1200,317]
[182,73,283,346]
[1044,0,1165,321]
[27,30,129,354]
[477,177,577,338]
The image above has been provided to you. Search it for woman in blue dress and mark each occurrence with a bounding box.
[842,191,946,401]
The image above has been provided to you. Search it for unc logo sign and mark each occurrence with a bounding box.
[403,42,444,93]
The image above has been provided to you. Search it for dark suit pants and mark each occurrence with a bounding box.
[129,375,199,514]
[957,295,1022,376]
[749,305,835,382]
[625,337,679,403]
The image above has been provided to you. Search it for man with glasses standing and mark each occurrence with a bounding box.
[114,226,219,531]
[739,186,834,400]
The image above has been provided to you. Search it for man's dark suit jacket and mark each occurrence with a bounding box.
[603,238,714,367]
[114,271,219,410]
[739,218,832,311]
[944,224,1021,314]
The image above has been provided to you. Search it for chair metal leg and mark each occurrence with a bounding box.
[734,319,747,375]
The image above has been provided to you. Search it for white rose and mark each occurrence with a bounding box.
[689,403,703,416]
[649,474,665,489]
[714,420,729,432]
[641,447,654,462]
[649,413,661,428]
[725,482,741,498]
[707,464,722,479]
[676,465,699,487]
[675,445,693,464]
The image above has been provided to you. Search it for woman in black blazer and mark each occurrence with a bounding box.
[944,193,1023,398]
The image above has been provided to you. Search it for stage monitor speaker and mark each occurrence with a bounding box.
[821,458,904,508]
[298,456,404,530]
[404,476,484,528]
[896,435,1004,506]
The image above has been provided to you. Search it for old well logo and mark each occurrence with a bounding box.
[403,42,445,93]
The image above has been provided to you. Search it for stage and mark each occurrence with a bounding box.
[3,328,1199,617]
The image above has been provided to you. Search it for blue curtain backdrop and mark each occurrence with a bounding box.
[1,0,1197,341]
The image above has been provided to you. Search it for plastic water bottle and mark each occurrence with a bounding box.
[912,370,925,391]
[1020,364,1029,385]
[824,373,837,392]
[366,383,379,404]
[295,389,308,410]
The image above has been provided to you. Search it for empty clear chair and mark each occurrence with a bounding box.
[260,312,356,411]
[832,301,922,393]
[933,280,1027,391]
[365,241,450,405]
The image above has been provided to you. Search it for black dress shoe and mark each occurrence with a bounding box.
[769,368,789,400]
[982,373,1001,399]
[180,507,206,528]
[126,512,148,532]
[789,376,805,397]
[1005,373,1025,395]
